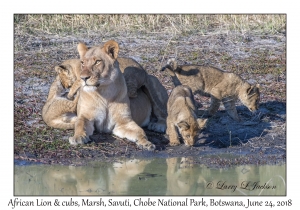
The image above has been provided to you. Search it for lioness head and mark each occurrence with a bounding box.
[240,83,260,112]
[55,64,77,89]
[77,40,119,90]
[177,118,207,146]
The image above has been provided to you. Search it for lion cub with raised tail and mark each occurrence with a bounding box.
[42,59,82,130]
[166,85,207,146]
[161,58,260,121]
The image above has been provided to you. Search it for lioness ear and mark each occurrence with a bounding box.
[77,42,88,59]
[177,121,190,131]
[103,40,119,60]
[197,118,207,129]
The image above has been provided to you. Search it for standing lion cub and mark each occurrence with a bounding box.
[161,58,260,121]
[42,59,82,129]
[166,85,207,146]
[70,40,155,151]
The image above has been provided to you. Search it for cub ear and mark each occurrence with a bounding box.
[77,42,88,59]
[55,65,66,74]
[103,40,119,60]
[247,84,260,96]
[177,121,190,131]
[168,58,178,71]
[246,85,254,95]
[55,64,71,74]
[197,118,207,129]
[162,58,178,71]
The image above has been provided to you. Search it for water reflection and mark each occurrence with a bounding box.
[14,157,285,196]
[165,157,286,196]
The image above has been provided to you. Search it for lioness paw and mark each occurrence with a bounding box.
[137,140,156,151]
[69,135,91,145]
[143,142,156,151]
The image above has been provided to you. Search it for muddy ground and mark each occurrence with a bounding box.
[14,30,286,167]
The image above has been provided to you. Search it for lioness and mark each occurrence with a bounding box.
[161,58,260,121]
[70,40,155,151]
[42,59,82,129]
[57,58,166,133]
[166,85,207,146]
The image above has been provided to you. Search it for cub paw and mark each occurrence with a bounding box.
[67,93,75,100]
[169,140,180,146]
[69,135,91,145]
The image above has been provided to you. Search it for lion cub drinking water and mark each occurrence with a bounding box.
[166,85,207,146]
[161,58,260,121]
[42,59,82,129]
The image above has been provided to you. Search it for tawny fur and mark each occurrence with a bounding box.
[71,40,155,151]
[166,85,207,146]
[42,59,82,129]
[52,57,167,133]
[161,58,260,121]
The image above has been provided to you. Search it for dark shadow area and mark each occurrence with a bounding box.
[194,101,286,148]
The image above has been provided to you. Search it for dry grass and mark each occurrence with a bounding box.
[14,14,286,36]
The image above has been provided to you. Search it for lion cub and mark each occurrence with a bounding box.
[117,57,168,133]
[42,59,82,129]
[166,85,207,146]
[117,57,146,98]
[161,58,260,121]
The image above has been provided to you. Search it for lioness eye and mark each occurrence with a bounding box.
[80,61,84,66]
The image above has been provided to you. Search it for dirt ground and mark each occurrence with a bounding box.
[14,29,286,167]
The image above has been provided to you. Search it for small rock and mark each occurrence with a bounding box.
[247,79,257,84]
[265,74,274,81]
